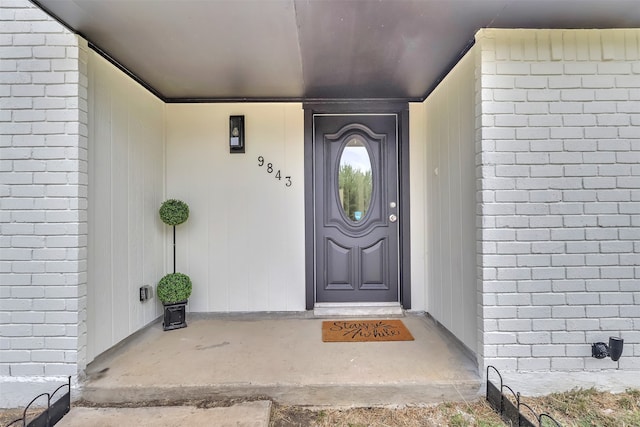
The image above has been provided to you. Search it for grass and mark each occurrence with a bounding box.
[269,388,640,427]
[270,399,505,426]
[1,388,638,426]
[531,388,640,427]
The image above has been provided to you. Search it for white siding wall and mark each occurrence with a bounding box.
[422,50,478,352]
[87,53,165,361]
[0,0,88,407]
[165,104,305,312]
[409,103,427,311]
[477,29,640,392]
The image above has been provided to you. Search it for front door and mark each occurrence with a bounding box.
[313,114,399,303]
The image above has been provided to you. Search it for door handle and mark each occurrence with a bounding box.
[389,214,397,223]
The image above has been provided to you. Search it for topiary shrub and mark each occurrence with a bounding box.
[157,272,192,304]
[159,199,189,226]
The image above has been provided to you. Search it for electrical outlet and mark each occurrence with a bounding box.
[139,285,153,302]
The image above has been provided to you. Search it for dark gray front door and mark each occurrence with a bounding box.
[314,114,399,303]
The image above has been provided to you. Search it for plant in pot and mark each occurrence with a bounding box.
[158,199,192,331]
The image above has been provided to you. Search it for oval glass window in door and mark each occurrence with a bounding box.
[338,137,373,223]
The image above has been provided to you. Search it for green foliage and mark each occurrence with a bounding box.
[157,272,192,303]
[449,412,470,427]
[159,199,189,226]
[338,164,372,221]
[621,411,640,426]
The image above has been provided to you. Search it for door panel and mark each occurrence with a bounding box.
[326,239,353,290]
[361,239,386,289]
[314,114,399,303]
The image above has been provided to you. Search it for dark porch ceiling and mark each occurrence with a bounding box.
[34,0,640,102]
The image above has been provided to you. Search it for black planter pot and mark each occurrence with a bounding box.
[162,301,187,331]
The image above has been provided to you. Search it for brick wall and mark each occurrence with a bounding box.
[0,0,88,406]
[477,29,640,384]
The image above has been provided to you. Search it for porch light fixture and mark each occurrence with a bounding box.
[591,336,624,361]
[229,115,245,153]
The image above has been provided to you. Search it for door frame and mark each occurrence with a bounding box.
[303,102,411,310]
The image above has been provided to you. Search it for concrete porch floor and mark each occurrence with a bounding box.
[82,313,481,407]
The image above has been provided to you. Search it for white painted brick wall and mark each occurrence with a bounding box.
[0,0,87,407]
[477,29,640,384]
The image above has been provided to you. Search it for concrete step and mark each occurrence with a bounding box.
[58,402,271,427]
[82,314,481,407]
[82,382,481,407]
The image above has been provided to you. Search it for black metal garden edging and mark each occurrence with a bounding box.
[6,377,71,427]
[486,366,562,427]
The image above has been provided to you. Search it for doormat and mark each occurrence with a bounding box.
[322,320,414,342]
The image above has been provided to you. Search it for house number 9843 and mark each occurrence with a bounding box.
[258,156,292,187]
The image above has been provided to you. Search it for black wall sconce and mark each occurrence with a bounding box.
[592,337,624,361]
[229,115,245,153]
